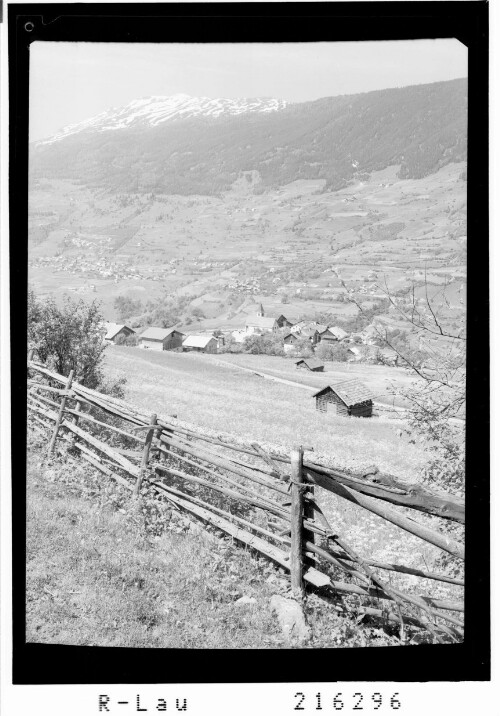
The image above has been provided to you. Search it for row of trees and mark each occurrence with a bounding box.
[114,293,206,329]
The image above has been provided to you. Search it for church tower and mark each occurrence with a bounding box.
[257,303,264,317]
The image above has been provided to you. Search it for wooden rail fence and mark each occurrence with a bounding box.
[26,358,465,643]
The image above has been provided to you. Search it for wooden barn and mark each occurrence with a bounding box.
[317,327,338,343]
[182,335,218,353]
[295,358,324,372]
[139,327,185,351]
[102,323,135,345]
[312,379,374,417]
[327,326,349,341]
[245,315,278,334]
[276,314,293,330]
[283,332,298,353]
[298,327,320,345]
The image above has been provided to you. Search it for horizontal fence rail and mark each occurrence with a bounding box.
[26,359,465,643]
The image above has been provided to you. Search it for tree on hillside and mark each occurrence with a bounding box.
[316,341,350,362]
[114,295,143,321]
[243,332,284,356]
[28,291,122,393]
[287,337,314,359]
[346,277,465,497]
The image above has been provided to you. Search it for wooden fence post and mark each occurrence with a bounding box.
[73,400,82,426]
[290,445,305,599]
[304,485,319,549]
[133,413,157,498]
[47,369,74,456]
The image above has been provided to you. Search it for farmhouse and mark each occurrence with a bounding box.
[139,327,185,351]
[245,315,278,334]
[276,314,293,330]
[183,335,218,353]
[317,327,338,343]
[290,320,309,334]
[312,379,374,417]
[283,332,298,353]
[102,322,135,344]
[328,326,349,341]
[295,358,324,372]
[298,327,320,345]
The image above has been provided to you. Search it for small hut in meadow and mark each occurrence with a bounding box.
[312,379,374,417]
[295,358,325,372]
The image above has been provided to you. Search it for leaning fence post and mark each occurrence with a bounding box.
[47,369,74,456]
[133,413,157,498]
[290,445,305,599]
[72,400,82,426]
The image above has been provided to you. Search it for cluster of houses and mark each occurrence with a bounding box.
[230,305,349,349]
[102,322,222,354]
[102,307,382,418]
[101,303,398,366]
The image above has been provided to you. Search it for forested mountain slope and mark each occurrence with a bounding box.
[30,79,467,196]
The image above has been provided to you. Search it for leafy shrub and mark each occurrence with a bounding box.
[29,291,106,388]
[316,342,350,362]
[28,290,126,395]
[287,337,314,359]
[114,295,143,321]
[243,333,284,356]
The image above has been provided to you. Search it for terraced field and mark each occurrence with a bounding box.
[28,162,466,329]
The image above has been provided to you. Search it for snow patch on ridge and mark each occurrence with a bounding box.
[37,94,288,146]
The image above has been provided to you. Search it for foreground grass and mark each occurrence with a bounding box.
[27,434,407,649]
[27,454,282,648]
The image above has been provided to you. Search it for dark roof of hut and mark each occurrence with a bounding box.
[312,379,375,407]
[295,358,324,370]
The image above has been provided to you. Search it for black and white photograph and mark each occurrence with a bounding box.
[4,1,491,696]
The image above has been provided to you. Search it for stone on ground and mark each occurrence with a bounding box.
[270,594,311,643]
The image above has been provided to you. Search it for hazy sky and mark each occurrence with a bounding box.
[30,39,467,141]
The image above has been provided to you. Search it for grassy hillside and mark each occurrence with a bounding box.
[27,432,412,648]
[31,79,466,195]
[102,346,426,479]
[211,352,417,408]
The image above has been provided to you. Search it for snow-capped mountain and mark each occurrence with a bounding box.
[37,94,288,145]
[31,79,467,196]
